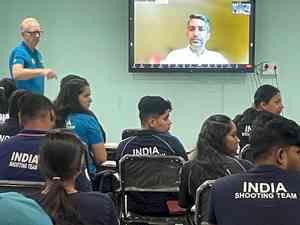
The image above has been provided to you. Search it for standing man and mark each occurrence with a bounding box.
[162,14,229,64]
[9,17,57,95]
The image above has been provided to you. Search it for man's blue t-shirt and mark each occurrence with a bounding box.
[9,41,44,94]
[208,165,300,225]
[66,113,105,174]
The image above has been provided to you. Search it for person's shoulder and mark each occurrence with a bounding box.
[155,132,185,147]
[0,134,19,146]
[70,113,96,122]
[169,47,188,55]
[204,50,229,62]
[213,172,243,188]
[10,43,28,57]
[235,107,257,124]
[74,192,113,206]
[237,158,254,170]
[162,47,189,64]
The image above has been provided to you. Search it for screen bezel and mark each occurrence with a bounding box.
[128,0,256,73]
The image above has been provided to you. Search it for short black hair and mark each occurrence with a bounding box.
[19,93,54,125]
[254,84,280,108]
[138,96,172,124]
[250,116,300,160]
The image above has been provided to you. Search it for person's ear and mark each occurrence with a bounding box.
[148,117,157,129]
[276,147,288,168]
[260,101,269,111]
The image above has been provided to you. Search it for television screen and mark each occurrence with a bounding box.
[128,0,255,73]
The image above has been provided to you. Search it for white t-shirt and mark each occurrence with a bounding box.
[162,47,229,64]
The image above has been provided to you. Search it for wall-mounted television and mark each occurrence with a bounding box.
[129,0,255,73]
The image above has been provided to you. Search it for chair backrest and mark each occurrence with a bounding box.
[194,180,216,225]
[0,180,44,195]
[239,144,255,162]
[119,155,184,192]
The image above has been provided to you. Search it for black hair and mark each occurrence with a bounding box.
[196,114,232,158]
[251,116,300,160]
[60,74,87,88]
[195,114,234,176]
[54,79,90,126]
[138,96,172,125]
[254,84,280,108]
[19,93,54,126]
[0,78,16,113]
[39,129,86,225]
[54,79,106,141]
[8,90,29,118]
[251,110,280,131]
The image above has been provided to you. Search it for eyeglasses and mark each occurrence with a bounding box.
[24,30,44,36]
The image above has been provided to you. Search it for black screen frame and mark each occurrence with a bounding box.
[128,0,256,73]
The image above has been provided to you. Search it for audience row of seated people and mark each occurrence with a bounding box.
[0,74,295,225]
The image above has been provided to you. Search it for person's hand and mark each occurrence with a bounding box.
[42,69,57,80]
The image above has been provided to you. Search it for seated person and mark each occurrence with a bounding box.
[161,14,229,65]
[179,114,253,223]
[0,93,91,191]
[0,192,53,225]
[234,84,283,150]
[30,130,118,225]
[116,95,188,216]
[239,110,280,161]
[208,116,300,225]
[54,78,107,177]
[0,78,16,124]
[0,90,28,143]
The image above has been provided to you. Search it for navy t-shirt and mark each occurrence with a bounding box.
[116,130,187,161]
[0,129,92,191]
[0,118,21,143]
[0,129,46,181]
[31,191,118,225]
[208,165,300,225]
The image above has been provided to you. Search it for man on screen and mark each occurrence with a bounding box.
[162,14,229,64]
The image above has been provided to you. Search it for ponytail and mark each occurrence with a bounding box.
[41,179,85,225]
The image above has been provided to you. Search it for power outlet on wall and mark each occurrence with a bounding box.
[261,63,279,75]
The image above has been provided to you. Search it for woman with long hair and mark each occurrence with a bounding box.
[35,130,118,225]
[179,114,253,223]
[54,78,107,176]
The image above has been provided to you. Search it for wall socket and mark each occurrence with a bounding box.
[261,63,279,75]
